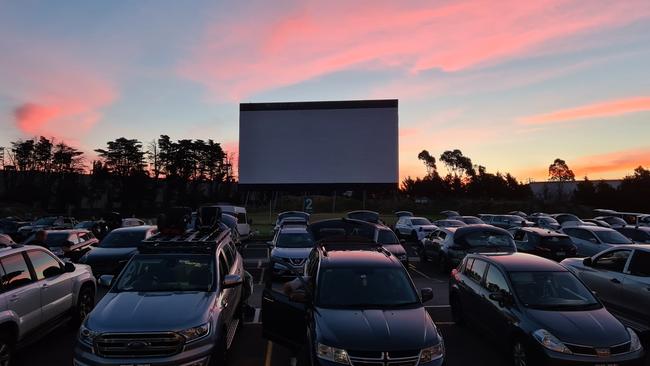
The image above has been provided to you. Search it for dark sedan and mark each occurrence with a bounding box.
[510,227,577,261]
[450,253,644,365]
[78,225,157,276]
[24,229,97,261]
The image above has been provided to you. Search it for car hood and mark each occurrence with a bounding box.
[525,307,629,347]
[82,246,138,263]
[271,247,312,259]
[89,291,215,332]
[382,244,406,256]
[314,307,438,350]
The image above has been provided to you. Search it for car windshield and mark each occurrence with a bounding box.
[462,217,484,225]
[44,232,70,247]
[99,230,148,248]
[411,218,431,225]
[438,220,466,227]
[277,233,314,248]
[115,254,214,292]
[594,230,633,244]
[540,236,574,247]
[34,217,56,226]
[510,271,600,310]
[317,267,419,308]
[377,229,399,244]
[458,231,515,249]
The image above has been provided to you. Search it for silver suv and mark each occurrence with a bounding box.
[74,228,244,366]
[0,244,96,364]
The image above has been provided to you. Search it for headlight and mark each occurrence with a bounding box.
[179,323,210,343]
[317,343,350,364]
[628,328,642,352]
[420,342,444,363]
[78,323,98,347]
[533,329,571,354]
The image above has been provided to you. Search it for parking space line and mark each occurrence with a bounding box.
[253,308,261,323]
[258,268,265,285]
[264,341,273,366]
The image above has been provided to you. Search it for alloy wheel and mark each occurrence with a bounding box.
[512,342,527,366]
[0,341,11,366]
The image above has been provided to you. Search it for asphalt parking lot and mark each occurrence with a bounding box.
[13,241,650,366]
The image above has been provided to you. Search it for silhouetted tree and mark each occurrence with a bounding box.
[418,150,437,177]
[95,138,146,177]
[548,158,575,181]
[52,142,85,173]
[440,149,474,179]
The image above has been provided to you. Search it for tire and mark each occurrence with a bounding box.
[73,284,95,326]
[512,339,533,366]
[450,295,464,326]
[0,333,13,366]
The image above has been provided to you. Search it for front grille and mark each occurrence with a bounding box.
[348,350,420,366]
[565,341,631,357]
[94,332,184,358]
[289,258,306,266]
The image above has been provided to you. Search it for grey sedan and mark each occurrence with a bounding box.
[561,245,650,332]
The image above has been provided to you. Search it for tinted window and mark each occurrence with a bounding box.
[44,232,72,247]
[277,233,315,248]
[411,218,431,226]
[219,253,229,284]
[629,251,650,277]
[99,229,148,248]
[569,229,596,242]
[485,266,511,294]
[236,213,246,223]
[539,236,574,247]
[377,229,399,244]
[466,259,487,283]
[316,267,419,308]
[620,228,650,242]
[27,250,63,279]
[510,271,599,309]
[116,255,214,292]
[457,230,515,249]
[1,254,34,291]
[593,250,631,272]
[462,258,475,275]
[33,217,57,226]
[594,230,633,244]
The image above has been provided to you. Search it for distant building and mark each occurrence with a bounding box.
[529,180,622,200]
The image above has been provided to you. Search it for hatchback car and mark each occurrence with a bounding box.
[527,216,561,231]
[432,219,467,228]
[450,253,644,366]
[561,245,650,332]
[562,226,635,256]
[615,226,650,244]
[510,227,577,261]
[395,216,437,241]
[24,229,97,261]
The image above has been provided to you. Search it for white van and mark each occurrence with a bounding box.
[216,205,251,240]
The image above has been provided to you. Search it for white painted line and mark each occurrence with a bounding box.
[258,268,266,285]
[253,307,261,323]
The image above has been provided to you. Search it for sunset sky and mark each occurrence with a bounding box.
[1,0,649,182]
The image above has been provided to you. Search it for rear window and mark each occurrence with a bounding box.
[411,218,431,226]
[44,232,71,247]
[99,230,148,248]
[457,231,515,249]
[540,236,574,247]
[377,229,399,244]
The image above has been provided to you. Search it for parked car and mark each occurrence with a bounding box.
[346,210,383,224]
[74,220,110,240]
[484,215,533,229]
[527,216,561,231]
[562,226,635,257]
[594,216,628,228]
[273,211,310,233]
[0,244,96,365]
[121,218,145,227]
[562,245,650,332]
[453,216,485,225]
[395,210,414,218]
[583,219,611,228]
[508,211,528,218]
[215,205,251,240]
[16,216,77,241]
[374,225,408,265]
[74,226,244,366]
[551,213,595,228]
[0,217,30,241]
[395,216,437,241]
[432,219,467,228]
[449,252,644,366]
[24,229,97,261]
[268,225,315,278]
[221,213,242,247]
[441,210,461,218]
[77,225,158,277]
[419,225,517,274]
[509,227,577,261]
[0,233,16,246]
[615,226,650,244]
[262,226,445,366]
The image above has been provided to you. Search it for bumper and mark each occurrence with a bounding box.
[270,260,305,277]
[538,346,644,366]
[314,357,444,366]
[73,342,215,366]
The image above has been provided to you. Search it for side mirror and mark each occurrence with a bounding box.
[64,262,75,273]
[583,257,593,266]
[223,274,243,289]
[420,288,434,303]
[98,275,114,288]
[489,292,512,307]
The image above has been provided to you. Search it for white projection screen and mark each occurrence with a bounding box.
[239,100,398,190]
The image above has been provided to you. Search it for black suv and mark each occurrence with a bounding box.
[262,219,444,366]
[509,227,577,261]
[449,253,644,366]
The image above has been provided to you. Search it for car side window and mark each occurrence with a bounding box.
[0,253,35,291]
[513,230,527,241]
[222,244,235,269]
[593,249,631,273]
[27,250,63,280]
[462,258,474,276]
[466,259,488,283]
[628,250,650,277]
[484,265,511,295]
[218,253,229,286]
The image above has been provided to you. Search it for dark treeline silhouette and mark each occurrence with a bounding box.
[574,166,650,212]
[1,136,236,215]
[401,149,531,199]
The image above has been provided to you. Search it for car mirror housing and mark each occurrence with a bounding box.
[420,288,434,303]
[583,257,593,266]
[64,262,75,273]
[223,274,243,289]
[98,275,114,288]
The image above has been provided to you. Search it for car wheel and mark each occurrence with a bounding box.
[450,295,464,326]
[438,255,449,275]
[0,334,13,366]
[512,340,531,366]
[74,285,95,325]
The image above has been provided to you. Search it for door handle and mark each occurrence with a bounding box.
[610,278,621,284]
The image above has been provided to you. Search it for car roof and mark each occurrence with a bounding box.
[566,225,614,232]
[109,225,157,233]
[516,227,568,237]
[471,252,567,272]
[279,226,309,234]
[320,248,400,268]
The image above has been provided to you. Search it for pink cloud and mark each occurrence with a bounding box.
[181,0,650,100]
[519,97,650,125]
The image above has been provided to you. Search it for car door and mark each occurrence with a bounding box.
[0,252,41,337]
[458,258,488,326]
[26,249,74,322]
[481,264,517,343]
[580,249,632,311]
[620,250,650,324]
[218,251,236,325]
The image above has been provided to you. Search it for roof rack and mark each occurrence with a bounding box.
[139,226,228,254]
